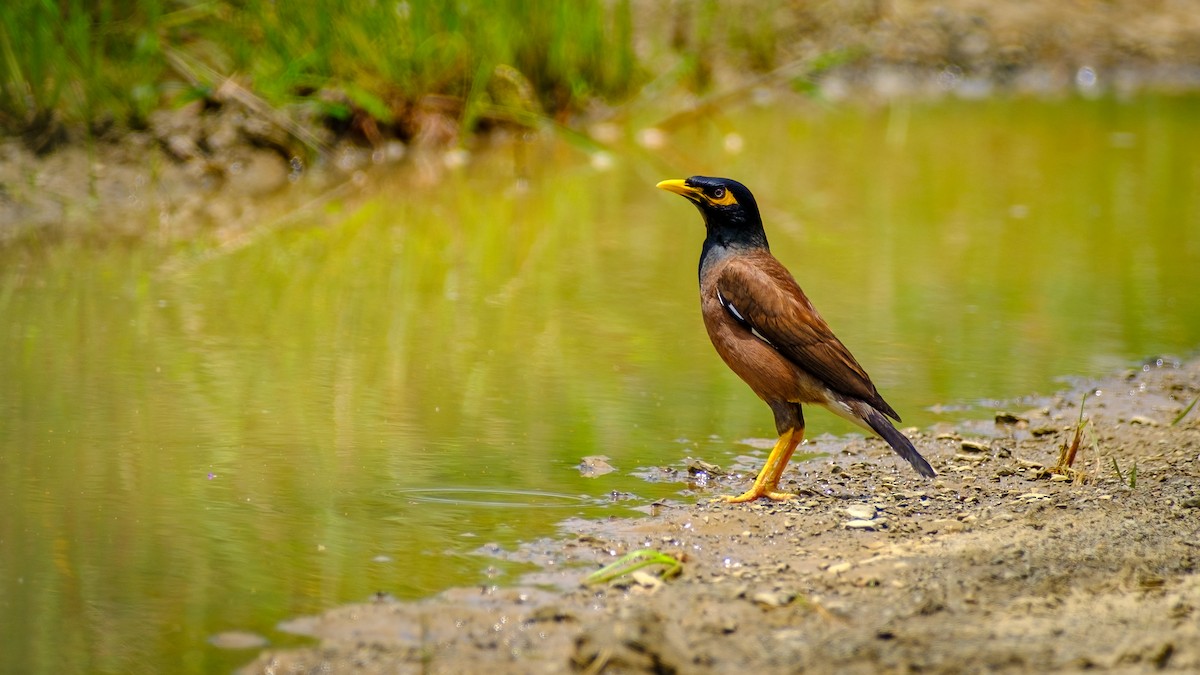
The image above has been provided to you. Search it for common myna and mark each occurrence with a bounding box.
[657,176,935,502]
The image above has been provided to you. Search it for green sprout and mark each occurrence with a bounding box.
[584,549,682,586]
[1171,395,1199,426]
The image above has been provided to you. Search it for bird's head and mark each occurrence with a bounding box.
[656,176,767,249]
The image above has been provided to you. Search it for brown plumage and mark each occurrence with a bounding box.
[658,176,935,502]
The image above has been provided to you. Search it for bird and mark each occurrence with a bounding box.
[656,176,936,502]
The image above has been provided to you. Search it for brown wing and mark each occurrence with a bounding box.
[714,252,900,420]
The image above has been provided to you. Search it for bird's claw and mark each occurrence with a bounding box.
[712,488,799,504]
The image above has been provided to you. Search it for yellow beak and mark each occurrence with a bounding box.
[656,179,703,201]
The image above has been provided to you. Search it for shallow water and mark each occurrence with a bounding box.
[2,95,1198,673]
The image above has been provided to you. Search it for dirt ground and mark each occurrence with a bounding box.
[242,357,1200,674]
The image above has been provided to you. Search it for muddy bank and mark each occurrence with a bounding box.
[0,102,371,247]
[241,357,1200,674]
[5,1,1200,246]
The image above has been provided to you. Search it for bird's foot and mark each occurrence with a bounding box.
[712,487,798,504]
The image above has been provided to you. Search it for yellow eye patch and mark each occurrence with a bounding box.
[707,187,738,206]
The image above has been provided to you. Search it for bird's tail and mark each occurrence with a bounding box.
[858,404,937,478]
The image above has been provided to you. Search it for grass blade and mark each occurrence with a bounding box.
[1171,394,1199,426]
[584,549,682,586]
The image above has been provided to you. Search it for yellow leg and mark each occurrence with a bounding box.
[716,427,804,503]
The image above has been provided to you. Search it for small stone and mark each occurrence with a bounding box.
[844,519,878,530]
[1129,415,1159,426]
[844,504,877,520]
[579,455,615,477]
[1016,492,1052,502]
[995,411,1028,425]
[752,590,796,608]
[630,570,663,590]
[927,518,966,533]
[686,457,723,475]
[961,440,990,453]
[827,562,853,575]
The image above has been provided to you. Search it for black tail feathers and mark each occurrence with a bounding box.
[861,405,937,478]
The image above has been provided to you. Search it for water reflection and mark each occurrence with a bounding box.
[1,95,1198,673]
[385,487,592,508]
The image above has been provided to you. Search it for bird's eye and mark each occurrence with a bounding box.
[712,187,726,199]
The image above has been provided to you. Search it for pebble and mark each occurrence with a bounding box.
[961,440,990,453]
[844,504,877,520]
[578,455,615,477]
[994,411,1028,425]
[630,571,663,590]
[927,518,966,533]
[1015,492,1052,503]
[844,519,878,530]
[686,458,723,474]
[752,590,795,608]
[826,562,853,575]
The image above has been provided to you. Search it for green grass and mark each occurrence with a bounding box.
[1171,394,1199,425]
[1,0,642,139]
[1111,457,1138,489]
[584,549,683,586]
[0,0,167,140]
[0,0,808,146]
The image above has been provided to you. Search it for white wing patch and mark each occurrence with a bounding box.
[716,288,775,347]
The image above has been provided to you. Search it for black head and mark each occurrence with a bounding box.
[656,176,768,249]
